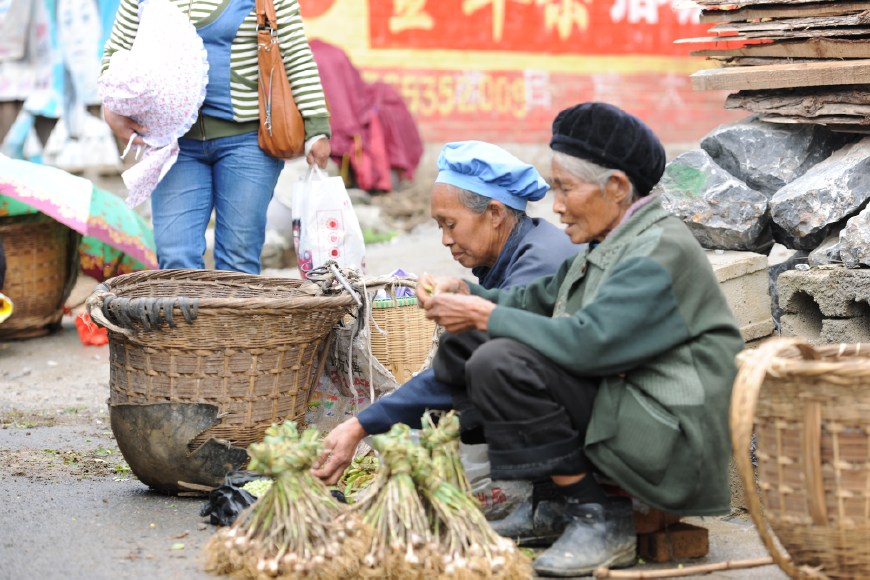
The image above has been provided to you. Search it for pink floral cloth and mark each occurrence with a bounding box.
[98,0,208,207]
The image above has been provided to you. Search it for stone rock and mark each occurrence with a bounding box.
[657,149,771,252]
[839,205,870,269]
[807,232,843,267]
[701,116,855,195]
[770,137,870,250]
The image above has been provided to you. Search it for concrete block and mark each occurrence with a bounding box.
[636,522,709,563]
[781,313,870,345]
[706,250,775,342]
[778,266,870,317]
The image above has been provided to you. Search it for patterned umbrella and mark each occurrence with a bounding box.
[0,154,157,282]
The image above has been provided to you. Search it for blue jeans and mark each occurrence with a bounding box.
[150,131,284,273]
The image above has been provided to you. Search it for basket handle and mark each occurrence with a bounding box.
[85,285,133,338]
[731,337,828,579]
[85,285,200,336]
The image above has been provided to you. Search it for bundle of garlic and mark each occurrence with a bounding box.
[352,424,440,579]
[203,421,369,579]
[420,410,472,496]
[411,453,533,579]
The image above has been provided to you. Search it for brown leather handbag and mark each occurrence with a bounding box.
[255,0,305,159]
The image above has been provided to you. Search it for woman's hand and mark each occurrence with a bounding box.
[416,274,469,308]
[307,137,330,169]
[311,417,367,485]
[423,293,495,334]
[102,107,147,146]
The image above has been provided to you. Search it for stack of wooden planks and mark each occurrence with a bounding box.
[683,0,870,130]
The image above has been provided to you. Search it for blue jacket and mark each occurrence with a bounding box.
[358,216,580,433]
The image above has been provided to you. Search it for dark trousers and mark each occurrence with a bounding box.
[433,331,600,480]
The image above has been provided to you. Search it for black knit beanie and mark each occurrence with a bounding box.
[550,102,666,196]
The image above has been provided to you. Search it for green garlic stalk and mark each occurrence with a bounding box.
[203,421,369,579]
[352,424,439,579]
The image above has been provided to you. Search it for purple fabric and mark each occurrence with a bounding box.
[369,81,423,181]
[309,39,371,163]
[309,40,422,190]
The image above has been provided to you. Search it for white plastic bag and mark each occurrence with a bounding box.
[291,166,366,277]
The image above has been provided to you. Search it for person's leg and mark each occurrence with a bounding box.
[211,131,283,274]
[463,338,635,576]
[432,330,490,442]
[464,337,599,479]
[150,139,213,269]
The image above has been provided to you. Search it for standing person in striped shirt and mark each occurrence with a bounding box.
[100,0,331,274]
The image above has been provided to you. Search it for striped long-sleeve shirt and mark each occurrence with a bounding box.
[101,0,330,139]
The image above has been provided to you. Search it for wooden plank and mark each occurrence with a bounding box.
[715,56,831,66]
[695,0,839,8]
[690,59,870,90]
[675,36,754,44]
[725,90,870,116]
[691,38,870,59]
[676,26,870,44]
[739,27,870,39]
[761,113,870,125]
[700,2,870,23]
[710,13,870,34]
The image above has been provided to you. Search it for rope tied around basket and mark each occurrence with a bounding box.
[86,282,199,336]
[304,262,429,409]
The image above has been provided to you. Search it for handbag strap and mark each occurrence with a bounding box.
[255,0,278,33]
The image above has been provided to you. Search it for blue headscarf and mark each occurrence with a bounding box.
[435,141,549,211]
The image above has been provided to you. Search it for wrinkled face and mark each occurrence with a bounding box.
[550,158,626,244]
[430,184,502,269]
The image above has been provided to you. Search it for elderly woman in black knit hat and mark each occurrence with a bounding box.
[417,102,744,576]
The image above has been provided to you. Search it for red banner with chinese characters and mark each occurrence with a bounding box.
[368,0,710,55]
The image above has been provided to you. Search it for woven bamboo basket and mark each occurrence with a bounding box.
[87,269,356,450]
[0,214,79,340]
[732,337,870,579]
[369,295,438,383]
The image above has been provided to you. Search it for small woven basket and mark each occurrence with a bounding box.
[87,269,356,450]
[369,295,438,383]
[732,337,870,579]
[0,214,79,340]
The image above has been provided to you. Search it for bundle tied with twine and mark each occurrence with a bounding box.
[417,413,530,579]
[353,422,531,579]
[420,410,473,497]
[352,424,439,579]
[203,421,369,579]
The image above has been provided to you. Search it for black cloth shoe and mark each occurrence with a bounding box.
[489,494,570,546]
[533,496,637,577]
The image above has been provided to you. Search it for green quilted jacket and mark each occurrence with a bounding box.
[471,197,744,515]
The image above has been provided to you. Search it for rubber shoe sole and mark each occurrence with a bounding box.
[533,543,637,577]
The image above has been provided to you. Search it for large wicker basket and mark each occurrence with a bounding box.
[732,337,870,579]
[369,295,438,383]
[0,214,79,339]
[87,269,355,490]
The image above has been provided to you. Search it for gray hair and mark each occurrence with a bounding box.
[552,151,637,203]
[455,186,525,222]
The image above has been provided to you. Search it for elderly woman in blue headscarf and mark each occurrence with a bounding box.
[312,140,580,484]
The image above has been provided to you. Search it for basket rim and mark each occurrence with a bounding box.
[95,269,358,310]
[737,342,870,378]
